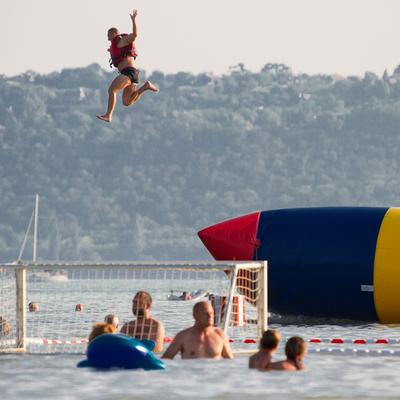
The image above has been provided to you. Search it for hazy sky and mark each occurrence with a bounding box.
[1,0,399,77]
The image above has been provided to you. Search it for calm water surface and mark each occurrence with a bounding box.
[2,274,400,399]
[2,323,400,400]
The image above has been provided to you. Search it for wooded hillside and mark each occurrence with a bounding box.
[1,63,399,261]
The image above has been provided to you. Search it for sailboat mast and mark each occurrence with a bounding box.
[33,194,39,262]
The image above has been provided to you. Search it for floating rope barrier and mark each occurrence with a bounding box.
[41,339,88,345]
[309,348,400,356]
[2,337,400,347]
[0,338,88,347]
[233,338,400,345]
[308,338,399,344]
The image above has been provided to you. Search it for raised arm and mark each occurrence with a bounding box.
[118,9,138,48]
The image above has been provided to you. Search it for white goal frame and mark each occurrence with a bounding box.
[0,260,268,354]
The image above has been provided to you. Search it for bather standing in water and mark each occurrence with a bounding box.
[162,301,233,359]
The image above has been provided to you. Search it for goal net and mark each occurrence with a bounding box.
[0,261,267,354]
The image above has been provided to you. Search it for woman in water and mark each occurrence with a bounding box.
[268,336,307,371]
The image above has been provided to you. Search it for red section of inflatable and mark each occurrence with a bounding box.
[198,212,261,260]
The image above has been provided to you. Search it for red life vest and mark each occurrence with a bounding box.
[109,34,138,68]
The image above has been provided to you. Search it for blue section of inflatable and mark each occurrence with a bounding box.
[255,207,388,320]
[77,334,165,370]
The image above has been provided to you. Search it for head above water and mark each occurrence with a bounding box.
[132,291,152,317]
[88,322,116,343]
[260,329,281,351]
[285,336,307,368]
[193,301,214,328]
[107,27,120,41]
[28,302,39,312]
[104,314,119,328]
[0,316,10,337]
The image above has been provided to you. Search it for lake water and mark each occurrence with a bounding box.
[2,268,400,399]
[2,321,400,399]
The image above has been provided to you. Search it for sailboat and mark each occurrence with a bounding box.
[20,194,68,283]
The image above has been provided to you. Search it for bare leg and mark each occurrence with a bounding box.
[122,83,139,106]
[122,80,159,107]
[96,75,132,122]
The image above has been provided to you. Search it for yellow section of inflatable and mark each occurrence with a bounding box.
[374,207,400,323]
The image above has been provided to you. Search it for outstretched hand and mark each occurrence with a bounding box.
[130,9,138,20]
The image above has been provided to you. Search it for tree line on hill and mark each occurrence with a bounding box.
[1,62,400,261]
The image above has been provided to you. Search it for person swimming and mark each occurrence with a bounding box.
[268,336,307,371]
[180,291,192,301]
[104,314,119,329]
[0,316,10,336]
[88,322,117,343]
[28,302,39,312]
[249,329,281,369]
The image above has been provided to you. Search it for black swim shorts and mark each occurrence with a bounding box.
[120,67,140,84]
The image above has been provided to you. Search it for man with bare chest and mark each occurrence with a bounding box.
[162,301,233,359]
[120,291,164,352]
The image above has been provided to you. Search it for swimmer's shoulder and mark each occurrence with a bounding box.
[178,326,193,336]
[214,326,228,338]
[120,319,136,333]
[150,317,164,327]
[269,360,296,371]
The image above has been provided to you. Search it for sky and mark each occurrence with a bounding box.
[1,0,399,77]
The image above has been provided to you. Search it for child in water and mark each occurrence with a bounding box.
[249,329,281,369]
[268,336,307,371]
[88,322,117,343]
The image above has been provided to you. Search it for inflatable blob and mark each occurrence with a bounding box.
[198,207,400,323]
[77,334,165,370]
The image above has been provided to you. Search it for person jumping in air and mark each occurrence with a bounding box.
[96,9,158,123]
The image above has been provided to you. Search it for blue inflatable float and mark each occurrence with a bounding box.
[77,334,165,370]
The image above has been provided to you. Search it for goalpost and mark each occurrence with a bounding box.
[0,260,267,354]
